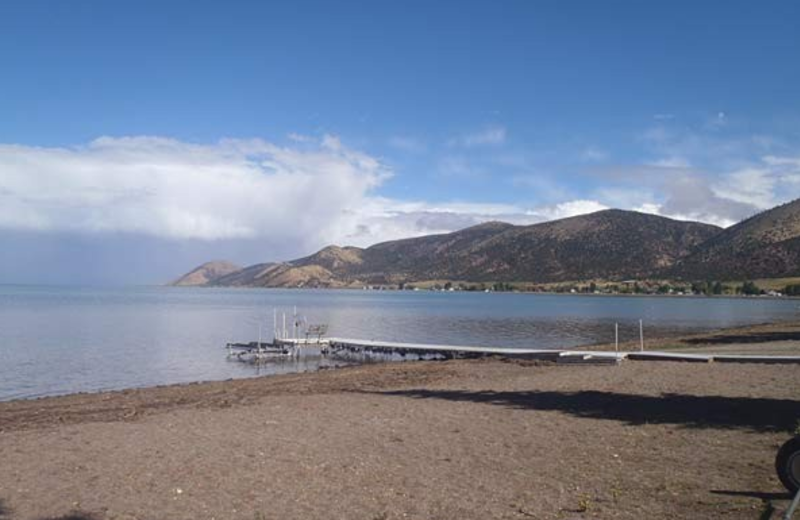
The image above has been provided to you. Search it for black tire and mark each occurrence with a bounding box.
[776,436,800,493]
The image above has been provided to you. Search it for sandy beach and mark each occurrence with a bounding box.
[2,324,800,520]
[594,319,800,356]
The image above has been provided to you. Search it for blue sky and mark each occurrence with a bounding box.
[1,1,799,283]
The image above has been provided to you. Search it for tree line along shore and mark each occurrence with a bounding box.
[354,277,800,297]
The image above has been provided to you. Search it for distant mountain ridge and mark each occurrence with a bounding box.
[172,200,800,287]
[171,260,241,286]
[671,198,800,280]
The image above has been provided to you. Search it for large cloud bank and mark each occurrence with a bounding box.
[0,136,608,253]
[2,134,799,262]
[0,136,389,249]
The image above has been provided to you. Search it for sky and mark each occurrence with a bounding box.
[1,0,799,284]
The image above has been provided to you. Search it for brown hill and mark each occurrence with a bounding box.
[208,260,355,289]
[340,210,719,284]
[292,246,365,271]
[170,261,241,286]
[173,209,723,287]
[672,198,800,280]
[208,263,284,286]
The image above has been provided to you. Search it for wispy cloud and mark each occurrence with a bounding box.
[510,174,570,203]
[584,148,800,227]
[448,125,507,147]
[648,156,691,168]
[387,135,426,153]
[287,132,313,143]
[580,146,608,162]
[338,198,616,246]
[437,155,487,178]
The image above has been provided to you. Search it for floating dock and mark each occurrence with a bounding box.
[272,337,800,365]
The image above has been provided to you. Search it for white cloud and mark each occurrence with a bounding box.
[648,156,691,168]
[657,175,755,227]
[537,200,609,220]
[0,135,627,256]
[4,133,799,267]
[0,136,388,251]
[763,155,800,184]
[712,168,775,208]
[763,155,800,168]
[621,118,800,225]
[583,153,797,227]
[449,125,507,147]
[632,202,663,216]
[287,132,313,143]
[333,198,544,246]
[0,135,606,255]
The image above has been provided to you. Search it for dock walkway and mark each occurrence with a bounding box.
[276,337,800,365]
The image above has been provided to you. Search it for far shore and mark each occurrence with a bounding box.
[169,282,800,301]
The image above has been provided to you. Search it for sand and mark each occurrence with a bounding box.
[2,352,800,520]
[594,319,800,356]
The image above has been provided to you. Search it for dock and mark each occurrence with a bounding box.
[229,310,800,365]
[271,337,800,365]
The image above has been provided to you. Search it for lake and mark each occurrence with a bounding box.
[0,285,798,401]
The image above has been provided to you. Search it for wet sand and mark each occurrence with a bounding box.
[1,345,800,519]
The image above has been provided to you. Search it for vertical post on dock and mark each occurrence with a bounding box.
[639,319,644,351]
[273,308,277,342]
[614,323,619,352]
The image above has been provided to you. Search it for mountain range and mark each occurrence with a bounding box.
[171,198,800,288]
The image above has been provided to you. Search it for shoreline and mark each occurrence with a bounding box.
[589,318,800,351]
[166,283,800,300]
[2,350,799,519]
[2,318,799,406]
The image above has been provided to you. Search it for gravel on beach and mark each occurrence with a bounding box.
[1,353,799,520]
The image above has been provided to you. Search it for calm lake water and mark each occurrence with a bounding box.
[1,285,798,401]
